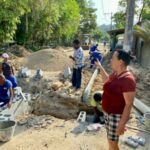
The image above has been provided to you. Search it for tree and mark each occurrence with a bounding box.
[112,12,126,28]
[92,27,110,42]
[76,0,97,34]
[112,0,150,29]
[16,0,80,45]
[0,0,29,45]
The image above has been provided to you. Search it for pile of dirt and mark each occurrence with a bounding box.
[129,64,150,107]
[7,45,31,57]
[17,49,73,72]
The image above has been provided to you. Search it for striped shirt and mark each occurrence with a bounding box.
[73,47,84,69]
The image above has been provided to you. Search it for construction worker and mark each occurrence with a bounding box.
[69,39,84,90]
[89,43,98,54]
[90,91,104,124]
[0,53,17,88]
[0,74,13,108]
[90,50,103,68]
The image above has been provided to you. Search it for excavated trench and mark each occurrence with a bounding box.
[17,68,103,120]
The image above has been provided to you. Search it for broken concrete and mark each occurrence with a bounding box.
[18,67,31,78]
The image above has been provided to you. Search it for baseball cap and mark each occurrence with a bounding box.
[2,53,9,58]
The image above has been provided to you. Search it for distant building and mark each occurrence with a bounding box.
[108,27,150,68]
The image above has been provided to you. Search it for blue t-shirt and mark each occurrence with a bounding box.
[0,80,12,100]
[90,45,98,52]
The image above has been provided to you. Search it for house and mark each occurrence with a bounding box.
[108,28,150,68]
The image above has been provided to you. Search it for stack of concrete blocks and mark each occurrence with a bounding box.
[77,111,86,123]
[18,67,31,78]
[0,87,31,122]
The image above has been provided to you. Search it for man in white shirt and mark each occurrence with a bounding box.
[69,39,84,90]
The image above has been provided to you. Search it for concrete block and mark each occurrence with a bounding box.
[64,67,72,79]
[34,69,43,80]
[18,67,31,78]
[77,111,86,122]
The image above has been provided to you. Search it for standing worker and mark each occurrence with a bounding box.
[95,50,136,150]
[103,40,106,48]
[69,40,84,90]
[0,74,13,108]
[0,53,17,88]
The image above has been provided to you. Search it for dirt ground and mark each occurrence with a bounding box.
[1,112,150,150]
[1,44,150,150]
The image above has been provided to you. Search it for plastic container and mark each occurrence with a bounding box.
[144,112,150,131]
[121,137,139,148]
[0,120,16,142]
[128,136,146,146]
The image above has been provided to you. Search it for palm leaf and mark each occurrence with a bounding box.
[134,20,150,42]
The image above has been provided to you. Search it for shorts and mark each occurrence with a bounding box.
[103,111,122,141]
[7,75,18,88]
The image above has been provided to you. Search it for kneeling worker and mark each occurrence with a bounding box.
[90,91,104,124]
[0,74,13,108]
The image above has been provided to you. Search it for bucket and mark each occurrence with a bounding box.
[0,120,16,142]
[144,112,150,131]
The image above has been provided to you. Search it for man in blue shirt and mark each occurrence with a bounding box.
[69,39,84,89]
[90,44,98,54]
[0,74,13,108]
[90,51,103,68]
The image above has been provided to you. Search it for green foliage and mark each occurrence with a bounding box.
[112,12,126,29]
[113,0,150,29]
[0,0,97,47]
[140,0,150,21]
[76,0,97,34]
[134,20,150,42]
[0,0,29,45]
[92,27,110,42]
[16,0,80,45]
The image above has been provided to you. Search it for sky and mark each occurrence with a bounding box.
[93,0,120,25]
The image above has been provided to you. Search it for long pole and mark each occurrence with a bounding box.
[123,0,136,52]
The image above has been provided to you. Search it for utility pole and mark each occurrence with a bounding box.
[123,0,136,52]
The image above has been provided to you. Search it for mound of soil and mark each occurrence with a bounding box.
[7,45,31,57]
[18,49,73,72]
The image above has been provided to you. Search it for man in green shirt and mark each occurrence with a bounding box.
[90,91,104,124]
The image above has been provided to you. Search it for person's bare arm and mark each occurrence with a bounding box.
[0,63,3,73]
[7,87,13,108]
[116,91,135,135]
[11,65,15,75]
[95,60,109,82]
[69,56,75,61]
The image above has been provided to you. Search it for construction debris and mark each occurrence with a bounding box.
[64,67,72,79]
[18,67,31,78]
[34,69,43,80]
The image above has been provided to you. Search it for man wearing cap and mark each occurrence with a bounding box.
[0,53,17,88]
[0,74,13,108]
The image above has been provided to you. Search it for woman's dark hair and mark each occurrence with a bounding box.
[117,50,133,66]
[93,92,102,102]
[73,39,80,45]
